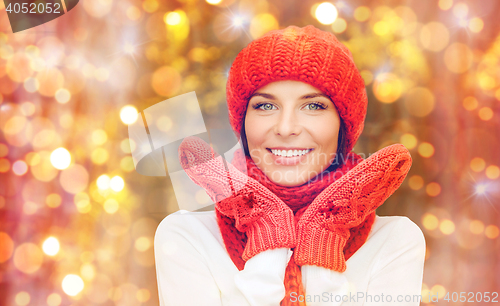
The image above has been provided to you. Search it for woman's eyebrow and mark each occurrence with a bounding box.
[249,92,276,100]
[300,93,330,100]
[249,92,330,100]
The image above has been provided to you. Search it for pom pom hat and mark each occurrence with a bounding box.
[226,25,368,153]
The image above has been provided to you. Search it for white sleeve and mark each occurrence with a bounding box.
[234,248,293,306]
[154,215,223,306]
[300,265,349,306]
[364,217,426,306]
[299,217,426,306]
[154,213,292,306]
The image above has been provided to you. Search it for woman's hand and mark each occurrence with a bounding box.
[179,136,297,261]
[294,144,412,271]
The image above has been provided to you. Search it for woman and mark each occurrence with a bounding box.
[154,25,425,306]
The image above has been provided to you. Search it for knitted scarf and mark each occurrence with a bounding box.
[215,149,377,306]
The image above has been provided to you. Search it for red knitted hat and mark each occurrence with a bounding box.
[226,25,368,153]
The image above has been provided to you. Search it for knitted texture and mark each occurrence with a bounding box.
[178,136,296,261]
[294,144,412,272]
[178,136,399,305]
[226,25,368,153]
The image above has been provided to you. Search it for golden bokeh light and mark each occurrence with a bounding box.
[134,237,152,252]
[15,292,30,306]
[469,220,484,234]
[91,148,109,165]
[400,133,417,149]
[3,116,26,136]
[404,87,435,117]
[36,68,64,97]
[80,263,96,280]
[42,237,60,256]
[426,182,441,197]
[408,175,424,190]
[55,88,71,104]
[452,3,468,19]
[373,20,390,36]
[331,18,347,34]
[431,284,447,299]
[126,6,141,20]
[485,225,499,239]
[439,219,455,235]
[103,199,119,214]
[50,147,71,170]
[46,293,62,306]
[478,107,493,121]
[0,158,10,173]
[444,43,473,73]
[60,164,89,194]
[470,157,486,172]
[12,160,28,176]
[62,274,85,296]
[23,201,39,215]
[97,174,111,190]
[110,176,125,192]
[165,12,181,26]
[151,66,182,97]
[438,0,453,10]
[91,129,107,145]
[373,73,403,103]
[120,105,139,125]
[19,101,35,116]
[13,243,43,274]
[468,17,484,33]
[120,139,135,153]
[120,156,135,172]
[462,96,478,110]
[422,213,439,230]
[250,13,279,39]
[46,193,62,208]
[354,6,371,22]
[142,0,158,13]
[485,165,500,179]
[74,192,92,214]
[418,142,434,158]
[315,2,338,25]
[25,152,40,166]
[0,232,14,263]
[420,22,449,52]
[136,288,151,303]
[206,0,222,4]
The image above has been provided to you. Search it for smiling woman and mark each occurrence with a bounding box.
[154,25,425,306]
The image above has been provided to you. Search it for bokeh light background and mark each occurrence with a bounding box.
[1,0,500,305]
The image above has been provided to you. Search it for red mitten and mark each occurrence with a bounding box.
[294,144,412,272]
[179,136,296,261]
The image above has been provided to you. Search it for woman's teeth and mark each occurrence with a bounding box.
[270,149,312,157]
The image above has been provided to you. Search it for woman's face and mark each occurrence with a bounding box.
[245,80,341,186]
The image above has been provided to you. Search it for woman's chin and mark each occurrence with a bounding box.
[265,169,309,187]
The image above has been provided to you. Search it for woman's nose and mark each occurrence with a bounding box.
[273,109,302,136]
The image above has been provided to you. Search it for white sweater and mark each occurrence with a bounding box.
[154,210,426,306]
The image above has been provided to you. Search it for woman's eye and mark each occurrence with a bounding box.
[258,103,275,110]
[305,103,325,110]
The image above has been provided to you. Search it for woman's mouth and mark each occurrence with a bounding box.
[266,148,314,166]
[268,148,313,157]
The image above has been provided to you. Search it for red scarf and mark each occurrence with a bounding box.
[215,149,376,305]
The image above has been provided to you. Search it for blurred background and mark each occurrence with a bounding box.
[0,0,499,305]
